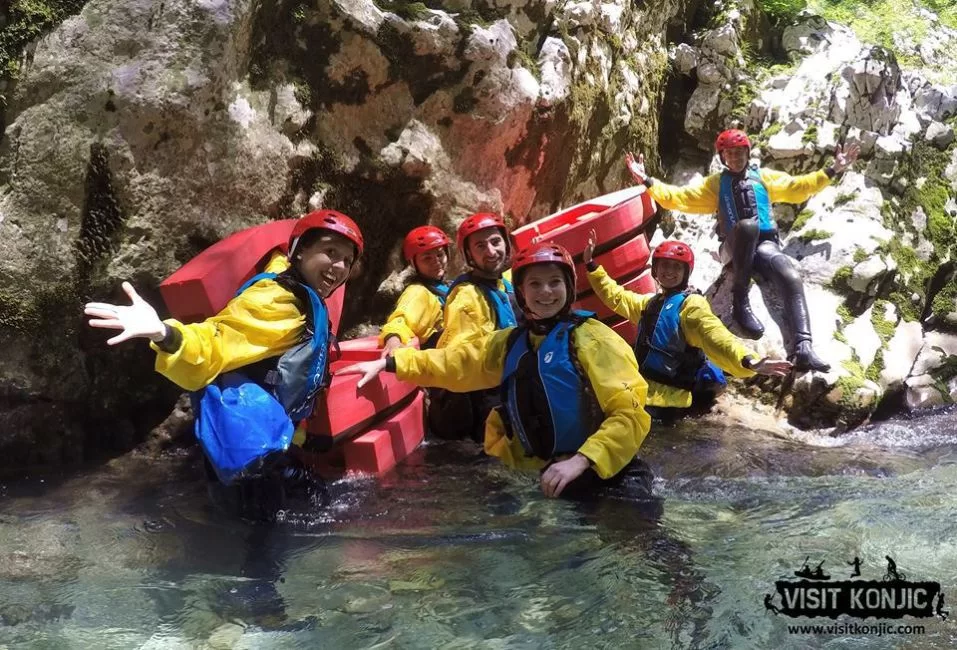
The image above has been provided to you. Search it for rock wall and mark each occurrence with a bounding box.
[0,0,699,468]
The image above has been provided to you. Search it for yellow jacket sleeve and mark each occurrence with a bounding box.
[152,280,305,391]
[378,284,443,346]
[436,281,507,349]
[759,168,831,204]
[393,328,511,392]
[572,320,651,478]
[586,265,655,324]
[646,174,721,214]
[151,253,305,392]
[679,295,756,379]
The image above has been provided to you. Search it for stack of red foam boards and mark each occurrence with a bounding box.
[512,187,658,344]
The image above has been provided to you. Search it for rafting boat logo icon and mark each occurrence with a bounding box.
[763,555,947,620]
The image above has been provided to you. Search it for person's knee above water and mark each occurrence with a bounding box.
[338,242,652,500]
[379,225,452,356]
[426,213,519,441]
[625,130,860,372]
[583,231,792,416]
[83,209,364,500]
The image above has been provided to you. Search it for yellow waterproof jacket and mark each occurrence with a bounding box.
[436,271,513,349]
[151,252,305,392]
[647,168,831,214]
[378,283,444,346]
[393,318,651,478]
[587,266,756,408]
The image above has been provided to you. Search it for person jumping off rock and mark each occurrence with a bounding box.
[626,130,860,373]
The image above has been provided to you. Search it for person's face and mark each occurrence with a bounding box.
[721,146,749,173]
[466,227,508,275]
[521,264,568,320]
[295,232,356,297]
[653,258,687,290]
[413,247,449,281]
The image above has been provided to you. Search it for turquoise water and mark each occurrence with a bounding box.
[2,410,957,648]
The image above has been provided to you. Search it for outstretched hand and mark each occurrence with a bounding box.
[753,357,793,376]
[624,152,647,185]
[84,282,166,345]
[336,358,388,388]
[832,142,861,174]
[583,228,598,265]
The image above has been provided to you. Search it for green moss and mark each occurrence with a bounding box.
[801,123,819,145]
[836,303,854,327]
[865,348,885,383]
[759,0,809,27]
[834,192,856,207]
[829,265,854,294]
[870,298,897,343]
[798,228,832,243]
[373,0,430,21]
[878,139,957,315]
[507,46,540,82]
[791,208,814,231]
[852,247,868,263]
[0,0,89,110]
[932,282,957,319]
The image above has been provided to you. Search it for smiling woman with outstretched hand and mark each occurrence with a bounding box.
[338,242,653,501]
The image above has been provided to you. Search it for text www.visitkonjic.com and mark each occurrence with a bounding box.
[787,622,925,636]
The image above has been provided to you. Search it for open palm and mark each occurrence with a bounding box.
[84,282,166,345]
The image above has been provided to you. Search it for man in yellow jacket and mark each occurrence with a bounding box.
[427,212,520,441]
[585,230,791,421]
[338,242,652,500]
[379,225,452,355]
[626,129,860,372]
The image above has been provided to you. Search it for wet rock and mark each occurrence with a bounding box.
[925,121,955,149]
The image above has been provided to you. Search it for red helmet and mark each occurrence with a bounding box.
[402,225,451,264]
[289,209,364,259]
[652,240,695,283]
[456,212,509,256]
[512,242,576,315]
[715,129,751,152]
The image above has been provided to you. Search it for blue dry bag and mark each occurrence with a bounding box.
[195,371,295,485]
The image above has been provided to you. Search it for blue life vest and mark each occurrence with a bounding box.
[718,166,774,235]
[194,271,332,484]
[635,291,725,393]
[410,278,450,349]
[499,312,603,459]
[448,272,518,329]
[414,279,450,307]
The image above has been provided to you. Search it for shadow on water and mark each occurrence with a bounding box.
[2,409,957,648]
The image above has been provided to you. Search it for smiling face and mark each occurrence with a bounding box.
[520,263,568,320]
[294,231,356,297]
[413,247,449,281]
[653,258,688,291]
[720,145,750,173]
[466,227,509,275]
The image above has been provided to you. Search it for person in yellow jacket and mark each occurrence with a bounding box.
[626,129,860,372]
[338,242,653,501]
[379,225,452,356]
[427,212,520,442]
[584,229,791,422]
[84,209,364,516]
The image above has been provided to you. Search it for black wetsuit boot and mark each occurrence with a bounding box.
[729,219,765,339]
[757,242,830,373]
[788,296,831,373]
